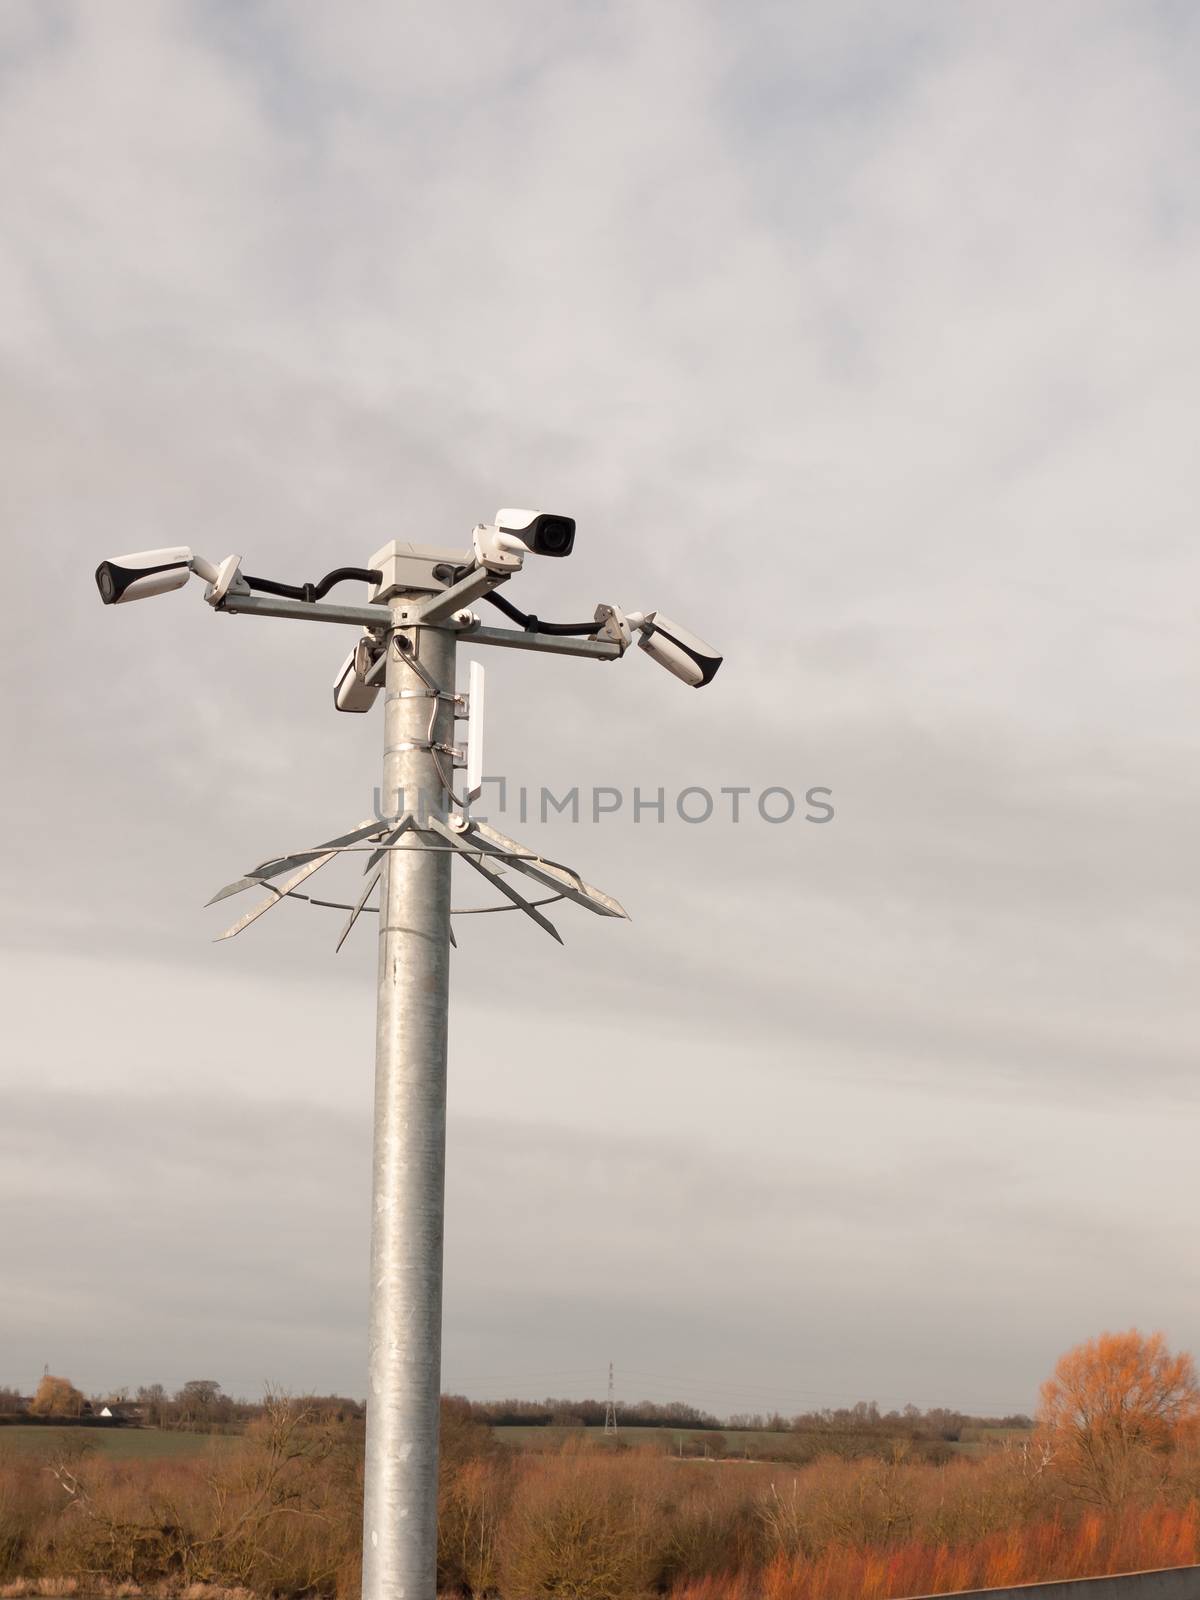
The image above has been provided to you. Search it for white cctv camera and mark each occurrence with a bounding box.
[333,633,385,713]
[95,547,194,605]
[629,612,722,688]
[472,510,576,573]
[95,547,245,608]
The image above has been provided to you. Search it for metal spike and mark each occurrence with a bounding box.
[335,868,382,954]
[363,815,415,874]
[456,848,563,943]
[429,815,628,919]
[213,851,338,941]
[206,816,387,906]
[423,819,564,942]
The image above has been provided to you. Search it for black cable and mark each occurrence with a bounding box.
[241,565,597,635]
[242,567,382,604]
[482,589,598,636]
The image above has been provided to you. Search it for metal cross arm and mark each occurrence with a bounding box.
[411,563,509,626]
[458,623,622,660]
[217,591,386,629]
[212,573,620,663]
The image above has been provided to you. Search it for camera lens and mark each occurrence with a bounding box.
[536,516,575,556]
[96,564,116,603]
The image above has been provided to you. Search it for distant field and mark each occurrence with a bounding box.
[0,1427,241,1459]
[496,1426,844,1459]
[948,1425,1034,1457]
[495,1424,1033,1459]
[0,1422,1032,1463]
[496,1424,736,1453]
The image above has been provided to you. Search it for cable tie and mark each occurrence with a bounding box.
[389,739,460,758]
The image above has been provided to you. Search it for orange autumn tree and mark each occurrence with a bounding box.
[1038,1330,1200,1507]
[29,1374,87,1417]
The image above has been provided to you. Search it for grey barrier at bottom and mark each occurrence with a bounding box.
[913,1565,1200,1600]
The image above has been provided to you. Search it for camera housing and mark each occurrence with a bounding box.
[95,547,194,606]
[495,509,576,559]
[472,510,576,575]
[368,542,471,605]
[633,612,723,688]
[334,634,386,713]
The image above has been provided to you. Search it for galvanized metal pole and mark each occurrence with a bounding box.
[362,608,457,1600]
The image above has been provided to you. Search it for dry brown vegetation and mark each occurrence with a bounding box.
[1,1333,1197,1599]
[5,1421,1200,1599]
[0,1398,362,1599]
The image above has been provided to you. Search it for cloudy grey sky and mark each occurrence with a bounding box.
[2,1,1198,1418]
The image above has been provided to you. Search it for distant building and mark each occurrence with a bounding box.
[99,1401,146,1424]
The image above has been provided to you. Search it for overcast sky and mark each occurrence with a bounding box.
[2,1,1198,1419]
